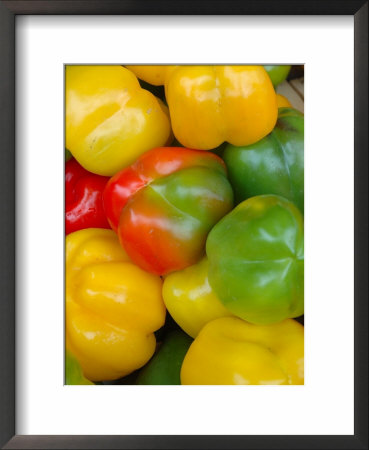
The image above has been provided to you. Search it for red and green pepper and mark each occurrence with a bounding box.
[103,147,234,275]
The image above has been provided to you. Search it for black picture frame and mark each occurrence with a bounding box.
[0,1,367,449]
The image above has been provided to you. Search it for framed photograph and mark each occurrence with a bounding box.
[1,1,367,449]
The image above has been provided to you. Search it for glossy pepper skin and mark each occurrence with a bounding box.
[65,158,110,235]
[181,317,304,385]
[264,65,291,86]
[127,66,277,149]
[163,257,233,338]
[65,351,94,385]
[65,65,172,176]
[223,108,304,212]
[103,147,234,275]
[66,228,166,381]
[136,330,193,385]
[128,64,291,90]
[207,195,304,325]
[126,65,169,86]
[165,66,278,150]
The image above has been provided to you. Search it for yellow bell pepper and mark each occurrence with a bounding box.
[181,317,304,385]
[129,65,278,150]
[126,65,169,86]
[162,258,232,338]
[66,228,166,381]
[166,65,278,149]
[276,93,292,108]
[66,65,172,176]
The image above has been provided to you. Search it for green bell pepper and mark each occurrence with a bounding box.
[136,330,193,385]
[206,195,304,325]
[223,107,304,213]
[65,148,72,162]
[264,65,291,86]
[65,351,94,385]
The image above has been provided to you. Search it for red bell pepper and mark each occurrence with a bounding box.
[65,158,110,235]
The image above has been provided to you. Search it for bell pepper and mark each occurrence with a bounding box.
[264,65,291,86]
[126,65,168,86]
[65,65,172,176]
[65,158,110,235]
[223,107,304,212]
[128,65,277,149]
[165,65,278,149]
[163,257,233,338]
[103,147,233,275]
[65,351,94,385]
[206,195,304,325]
[66,228,166,381]
[181,317,304,385]
[65,148,72,162]
[136,330,193,385]
[128,64,291,89]
[276,94,292,108]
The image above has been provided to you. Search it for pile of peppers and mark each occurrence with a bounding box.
[65,64,304,385]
